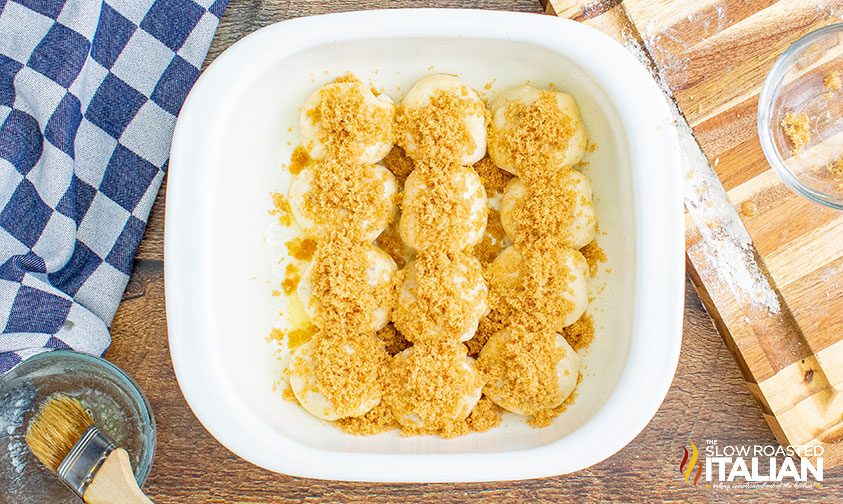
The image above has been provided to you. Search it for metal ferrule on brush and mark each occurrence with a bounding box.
[56,425,116,498]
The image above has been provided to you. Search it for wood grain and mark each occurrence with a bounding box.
[608,0,843,466]
[108,0,843,501]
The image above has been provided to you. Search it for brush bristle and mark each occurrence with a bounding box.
[25,394,94,472]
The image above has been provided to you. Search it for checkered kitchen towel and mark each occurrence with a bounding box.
[0,0,227,373]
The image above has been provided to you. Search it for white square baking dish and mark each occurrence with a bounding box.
[166,8,683,482]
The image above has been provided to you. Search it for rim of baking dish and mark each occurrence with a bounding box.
[166,9,683,482]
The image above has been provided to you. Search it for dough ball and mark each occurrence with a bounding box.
[487,246,588,329]
[500,170,596,249]
[298,242,397,331]
[300,81,395,163]
[397,74,487,164]
[388,344,483,431]
[399,165,487,251]
[289,339,385,420]
[478,326,580,416]
[392,250,489,343]
[488,85,588,175]
[288,163,398,241]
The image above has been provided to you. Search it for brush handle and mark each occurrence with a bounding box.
[83,448,152,504]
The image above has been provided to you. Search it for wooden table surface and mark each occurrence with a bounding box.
[106,0,843,501]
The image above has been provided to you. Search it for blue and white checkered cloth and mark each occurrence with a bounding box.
[0,0,227,373]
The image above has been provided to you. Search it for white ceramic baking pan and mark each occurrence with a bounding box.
[166,9,683,482]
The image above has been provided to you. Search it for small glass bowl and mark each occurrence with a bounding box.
[758,23,843,209]
[0,351,156,503]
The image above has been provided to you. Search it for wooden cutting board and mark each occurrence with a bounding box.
[542,0,843,467]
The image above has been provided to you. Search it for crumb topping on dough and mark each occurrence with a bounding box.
[308,331,390,418]
[392,249,487,342]
[301,160,396,240]
[508,167,594,249]
[477,326,564,416]
[306,82,394,160]
[396,87,486,163]
[489,91,576,179]
[275,77,601,436]
[400,164,487,251]
[307,235,397,332]
[386,343,484,435]
[486,247,577,333]
[472,155,512,195]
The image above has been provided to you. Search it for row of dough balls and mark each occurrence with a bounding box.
[486,83,591,417]
[290,81,398,422]
[299,74,589,172]
[392,76,487,426]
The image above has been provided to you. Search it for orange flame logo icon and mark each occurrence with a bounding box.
[679,440,703,486]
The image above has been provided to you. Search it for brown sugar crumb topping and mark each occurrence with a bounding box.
[375,220,411,269]
[302,160,395,240]
[477,326,564,416]
[466,315,498,359]
[392,249,486,342]
[336,402,398,435]
[268,324,315,351]
[562,314,594,351]
[580,240,606,278]
[396,88,485,163]
[289,145,310,175]
[381,146,415,185]
[281,383,299,404]
[270,193,293,226]
[334,72,359,84]
[281,263,299,295]
[310,331,390,418]
[781,112,810,155]
[529,384,578,428]
[400,395,502,438]
[473,208,507,266]
[402,164,487,251]
[386,343,484,435]
[510,167,593,248]
[486,247,577,334]
[306,82,394,159]
[463,396,502,433]
[824,71,841,91]
[308,235,396,332]
[490,91,576,180]
[286,237,316,261]
[375,323,412,356]
[472,155,512,195]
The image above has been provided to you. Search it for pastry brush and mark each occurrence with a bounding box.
[25,394,153,504]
